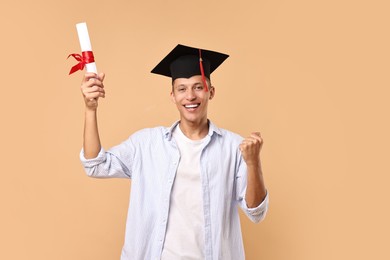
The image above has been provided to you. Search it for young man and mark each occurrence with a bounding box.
[80,44,269,260]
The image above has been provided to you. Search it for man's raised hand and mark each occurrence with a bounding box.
[80,72,105,110]
[239,132,263,167]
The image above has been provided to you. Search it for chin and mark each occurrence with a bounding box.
[182,115,206,124]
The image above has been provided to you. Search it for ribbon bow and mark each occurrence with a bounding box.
[67,51,95,75]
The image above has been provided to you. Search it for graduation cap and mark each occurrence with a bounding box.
[151,44,229,91]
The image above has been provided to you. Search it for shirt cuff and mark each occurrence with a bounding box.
[246,191,268,211]
[79,147,106,167]
[242,191,269,223]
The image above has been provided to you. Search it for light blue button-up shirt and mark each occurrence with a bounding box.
[80,121,269,260]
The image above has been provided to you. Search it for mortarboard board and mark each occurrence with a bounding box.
[151,44,229,91]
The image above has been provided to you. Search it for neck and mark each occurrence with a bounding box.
[179,118,209,140]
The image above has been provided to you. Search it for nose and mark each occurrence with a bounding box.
[186,89,196,100]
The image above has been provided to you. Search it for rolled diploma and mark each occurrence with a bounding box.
[76,22,97,74]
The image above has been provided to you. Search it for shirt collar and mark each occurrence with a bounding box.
[164,120,222,141]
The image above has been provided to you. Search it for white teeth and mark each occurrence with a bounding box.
[185,104,199,108]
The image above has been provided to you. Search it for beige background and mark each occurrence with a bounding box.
[1,0,389,259]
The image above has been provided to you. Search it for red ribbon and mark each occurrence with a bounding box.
[199,49,209,92]
[67,51,95,75]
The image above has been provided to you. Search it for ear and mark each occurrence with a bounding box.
[170,91,176,104]
[209,86,215,100]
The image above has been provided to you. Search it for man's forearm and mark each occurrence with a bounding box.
[83,109,101,159]
[245,162,267,208]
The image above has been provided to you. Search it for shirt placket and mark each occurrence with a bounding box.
[155,139,180,259]
[200,135,213,260]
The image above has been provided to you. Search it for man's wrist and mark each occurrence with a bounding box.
[245,160,262,168]
[85,107,97,114]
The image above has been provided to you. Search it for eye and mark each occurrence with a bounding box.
[177,87,186,92]
[194,85,203,91]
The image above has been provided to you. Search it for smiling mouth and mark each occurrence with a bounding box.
[184,103,200,109]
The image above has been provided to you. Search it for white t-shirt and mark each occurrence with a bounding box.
[161,125,206,260]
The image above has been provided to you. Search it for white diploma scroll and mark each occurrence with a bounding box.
[76,22,97,73]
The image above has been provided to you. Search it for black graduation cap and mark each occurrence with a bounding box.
[151,44,229,81]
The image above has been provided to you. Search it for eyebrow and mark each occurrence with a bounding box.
[176,82,203,88]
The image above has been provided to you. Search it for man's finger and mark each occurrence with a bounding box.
[251,132,261,138]
[82,72,98,83]
[243,137,259,144]
[250,133,262,142]
[98,72,105,82]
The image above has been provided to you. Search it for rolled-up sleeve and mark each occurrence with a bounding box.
[80,137,135,179]
[240,191,269,223]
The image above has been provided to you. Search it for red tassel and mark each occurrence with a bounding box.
[199,49,208,92]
